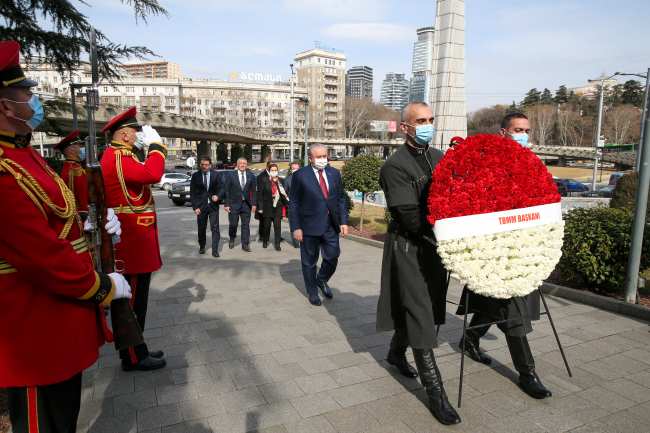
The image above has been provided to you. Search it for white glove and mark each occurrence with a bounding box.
[84,218,92,232]
[142,125,162,146]
[109,272,132,300]
[105,208,122,235]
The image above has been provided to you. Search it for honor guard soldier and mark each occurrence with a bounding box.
[0,40,131,433]
[55,130,89,215]
[101,107,168,371]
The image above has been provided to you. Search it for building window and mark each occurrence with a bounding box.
[318,58,321,63]
[308,77,311,82]
[142,87,147,93]
[339,79,342,84]
[221,91,225,96]
[103,87,108,92]
[264,93,268,97]
[308,68,311,73]
[318,103,321,108]
[318,67,321,72]
[114,97,119,103]
[53,76,58,83]
[317,95,321,100]
[317,76,321,82]
[265,120,268,126]
[152,87,157,93]
[339,96,342,101]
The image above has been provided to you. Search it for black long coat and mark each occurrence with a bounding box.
[257,176,287,219]
[376,144,448,350]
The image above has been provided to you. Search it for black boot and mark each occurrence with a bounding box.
[412,348,461,425]
[506,335,552,399]
[263,241,268,248]
[460,333,491,364]
[275,241,281,251]
[386,344,418,378]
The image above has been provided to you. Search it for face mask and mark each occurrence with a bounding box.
[405,123,434,146]
[507,132,529,147]
[128,131,145,149]
[313,158,328,170]
[5,94,44,130]
[77,147,86,161]
[269,171,278,178]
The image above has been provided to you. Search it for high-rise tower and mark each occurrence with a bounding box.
[409,26,435,103]
[429,0,466,150]
[346,66,373,100]
[380,72,409,111]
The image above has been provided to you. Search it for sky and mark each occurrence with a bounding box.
[68,0,650,112]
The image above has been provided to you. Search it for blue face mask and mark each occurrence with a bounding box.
[129,131,145,149]
[77,147,86,162]
[405,123,434,146]
[507,132,529,147]
[5,94,44,130]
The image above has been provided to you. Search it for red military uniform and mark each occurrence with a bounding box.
[55,130,88,213]
[0,132,115,388]
[101,141,165,273]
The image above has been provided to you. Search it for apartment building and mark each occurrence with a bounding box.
[122,62,181,79]
[346,66,373,100]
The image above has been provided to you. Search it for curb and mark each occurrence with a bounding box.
[342,233,384,249]
[540,282,650,321]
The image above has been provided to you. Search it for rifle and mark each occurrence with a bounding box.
[84,26,144,351]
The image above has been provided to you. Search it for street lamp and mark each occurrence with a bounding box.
[613,70,650,171]
[293,96,309,166]
[289,64,295,163]
[588,73,618,191]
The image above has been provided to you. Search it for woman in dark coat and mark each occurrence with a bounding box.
[257,163,288,251]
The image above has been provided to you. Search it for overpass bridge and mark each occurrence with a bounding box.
[46,107,636,169]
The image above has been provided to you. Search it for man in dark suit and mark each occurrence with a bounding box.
[224,157,257,252]
[289,144,349,306]
[191,156,225,257]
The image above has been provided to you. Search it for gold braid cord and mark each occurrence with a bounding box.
[0,148,82,239]
[115,148,153,212]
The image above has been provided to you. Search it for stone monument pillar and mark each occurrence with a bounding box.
[429,0,466,151]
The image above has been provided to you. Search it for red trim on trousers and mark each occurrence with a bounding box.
[27,387,38,433]
[129,274,139,364]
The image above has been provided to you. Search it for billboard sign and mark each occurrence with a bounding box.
[388,121,397,132]
[370,120,389,132]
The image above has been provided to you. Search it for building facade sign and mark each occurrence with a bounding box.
[230,71,282,82]
[314,41,344,54]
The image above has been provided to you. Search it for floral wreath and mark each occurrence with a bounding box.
[427,134,565,299]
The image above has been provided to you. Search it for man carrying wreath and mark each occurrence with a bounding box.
[376,102,461,426]
[455,113,553,400]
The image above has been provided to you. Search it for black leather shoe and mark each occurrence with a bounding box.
[229,240,234,249]
[387,346,418,378]
[199,247,205,254]
[413,348,461,426]
[263,241,268,248]
[316,280,333,299]
[212,250,220,258]
[460,337,491,364]
[122,356,166,371]
[519,372,553,399]
[149,350,164,359]
[275,242,281,251]
[308,294,322,306]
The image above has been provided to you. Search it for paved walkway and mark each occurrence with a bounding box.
[77,207,650,433]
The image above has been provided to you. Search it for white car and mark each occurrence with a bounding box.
[155,173,191,191]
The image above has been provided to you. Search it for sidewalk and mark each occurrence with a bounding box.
[78,207,650,433]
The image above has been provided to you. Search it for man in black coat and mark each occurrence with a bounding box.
[377,102,460,426]
[456,113,552,401]
[224,157,257,252]
[190,156,225,257]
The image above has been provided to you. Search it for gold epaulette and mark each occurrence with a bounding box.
[72,167,84,177]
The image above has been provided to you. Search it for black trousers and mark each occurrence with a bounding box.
[119,272,152,364]
[228,201,251,247]
[262,215,282,244]
[197,206,220,252]
[8,372,82,433]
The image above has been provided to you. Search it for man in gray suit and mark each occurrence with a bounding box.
[284,162,300,248]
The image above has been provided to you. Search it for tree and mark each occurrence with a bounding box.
[340,155,383,230]
[216,143,228,162]
[260,145,271,162]
[602,105,641,145]
[1,0,169,82]
[554,85,569,104]
[540,88,553,105]
[522,88,541,108]
[610,171,650,217]
[344,95,374,138]
[230,144,243,162]
[524,105,555,146]
[621,80,644,107]
[467,104,508,136]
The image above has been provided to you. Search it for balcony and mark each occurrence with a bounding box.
[324,88,337,95]
[324,70,338,77]
[324,79,338,85]
[325,107,338,113]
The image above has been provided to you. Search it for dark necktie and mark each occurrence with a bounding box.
[319,170,328,199]
[241,172,246,200]
[203,171,208,188]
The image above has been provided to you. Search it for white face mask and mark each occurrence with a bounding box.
[313,158,328,170]
[269,171,278,178]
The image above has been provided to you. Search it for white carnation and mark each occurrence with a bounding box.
[437,222,565,299]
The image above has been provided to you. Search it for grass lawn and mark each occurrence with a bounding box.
[348,203,388,232]
[546,166,623,181]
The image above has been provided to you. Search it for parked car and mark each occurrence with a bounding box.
[566,161,575,166]
[171,165,196,176]
[214,161,236,170]
[562,178,589,192]
[581,185,615,198]
[167,169,232,206]
[609,173,623,185]
[154,173,190,191]
[329,155,340,161]
[610,179,618,186]
[553,179,567,197]
[272,131,288,136]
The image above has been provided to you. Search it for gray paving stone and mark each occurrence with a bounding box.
[180,395,226,421]
[172,365,212,384]
[327,365,373,386]
[114,390,157,414]
[93,378,135,400]
[298,357,339,375]
[328,351,369,368]
[566,421,617,433]
[134,372,175,392]
[137,403,184,431]
[231,370,274,390]
[156,383,199,405]
[282,415,337,433]
[324,406,381,433]
[78,398,114,423]
[221,387,267,413]
[289,391,342,418]
[271,348,310,365]
[294,372,339,395]
[251,401,301,430]
[265,362,308,382]
[160,419,212,433]
[600,409,650,433]
[518,405,583,432]
[258,380,305,404]
[327,383,377,408]
[87,412,137,433]
[362,376,409,399]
